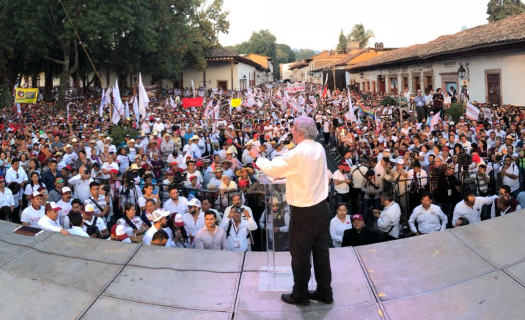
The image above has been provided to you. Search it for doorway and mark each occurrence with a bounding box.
[486,72,501,106]
[217,80,228,90]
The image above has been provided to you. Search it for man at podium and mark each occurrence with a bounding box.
[254,116,334,306]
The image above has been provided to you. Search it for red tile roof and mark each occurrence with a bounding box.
[351,12,525,70]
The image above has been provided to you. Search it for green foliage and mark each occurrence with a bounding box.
[109,126,139,148]
[445,103,466,123]
[0,83,12,109]
[487,0,525,22]
[348,23,375,49]
[380,96,397,106]
[0,0,229,106]
[360,93,370,101]
[336,30,347,53]
[294,49,317,61]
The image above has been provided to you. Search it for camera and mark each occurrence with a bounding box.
[233,205,244,214]
[457,151,472,167]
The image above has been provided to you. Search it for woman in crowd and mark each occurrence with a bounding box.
[329,203,352,248]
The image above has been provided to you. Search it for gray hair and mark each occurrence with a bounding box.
[294,116,318,140]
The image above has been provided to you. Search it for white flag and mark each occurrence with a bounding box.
[133,95,139,123]
[138,73,149,121]
[99,88,106,117]
[111,104,121,124]
[169,96,176,108]
[17,103,21,114]
[113,80,123,112]
[125,100,130,119]
[191,79,195,98]
[66,103,70,124]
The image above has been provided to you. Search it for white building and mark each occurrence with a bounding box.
[181,48,271,91]
[350,12,525,106]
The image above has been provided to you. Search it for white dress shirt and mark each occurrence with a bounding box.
[502,163,520,192]
[38,215,63,232]
[256,139,327,207]
[377,202,401,238]
[0,188,15,208]
[67,226,89,237]
[182,211,205,238]
[329,215,352,247]
[220,216,258,251]
[452,195,498,225]
[68,175,94,202]
[163,197,189,215]
[408,204,447,234]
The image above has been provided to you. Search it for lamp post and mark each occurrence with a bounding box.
[458,63,469,79]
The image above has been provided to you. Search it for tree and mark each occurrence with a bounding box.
[487,0,525,22]
[0,0,229,108]
[348,23,375,49]
[276,44,296,62]
[336,30,347,53]
[294,49,317,61]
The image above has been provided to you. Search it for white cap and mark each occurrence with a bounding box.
[151,209,169,222]
[187,198,201,207]
[62,187,71,193]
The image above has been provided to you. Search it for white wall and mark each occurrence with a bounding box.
[353,50,525,105]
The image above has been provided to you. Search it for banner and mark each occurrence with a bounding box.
[466,102,480,121]
[230,99,242,107]
[15,88,38,103]
[285,86,305,93]
[182,97,204,108]
[481,107,491,119]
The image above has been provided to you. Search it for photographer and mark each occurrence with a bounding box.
[501,156,520,198]
[372,192,401,240]
[118,171,143,212]
[219,200,257,252]
[224,194,253,220]
[361,170,383,222]
[82,203,109,239]
[68,165,93,202]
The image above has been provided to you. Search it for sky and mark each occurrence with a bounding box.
[218,0,489,52]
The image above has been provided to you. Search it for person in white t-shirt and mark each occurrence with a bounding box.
[20,191,45,228]
[101,154,119,179]
[56,187,73,227]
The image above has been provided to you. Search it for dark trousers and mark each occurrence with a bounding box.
[349,186,363,214]
[10,206,20,224]
[335,192,350,214]
[323,132,330,146]
[289,201,333,299]
[416,106,427,123]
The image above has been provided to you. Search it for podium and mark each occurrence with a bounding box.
[258,174,315,291]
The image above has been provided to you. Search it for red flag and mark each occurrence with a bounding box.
[322,84,328,99]
[182,97,204,108]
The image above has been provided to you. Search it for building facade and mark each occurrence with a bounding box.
[350,13,525,106]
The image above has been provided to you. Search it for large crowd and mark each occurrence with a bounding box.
[1,82,524,250]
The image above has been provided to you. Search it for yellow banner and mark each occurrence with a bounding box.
[15,88,38,103]
[230,99,241,107]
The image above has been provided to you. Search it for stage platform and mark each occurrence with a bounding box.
[1,210,525,320]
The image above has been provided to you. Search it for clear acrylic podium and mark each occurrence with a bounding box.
[259,174,315,291]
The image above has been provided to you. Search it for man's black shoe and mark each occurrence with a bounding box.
[309,291,334,304]
[281,293,310,306]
